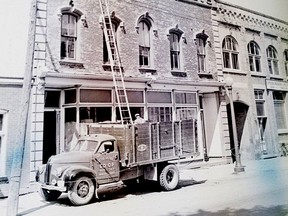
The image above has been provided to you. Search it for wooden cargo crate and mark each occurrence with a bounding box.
[86,119,198,166]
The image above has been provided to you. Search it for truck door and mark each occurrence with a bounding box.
[93,140,120,184]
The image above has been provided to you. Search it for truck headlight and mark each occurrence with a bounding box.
[51,179,57,186]
[56,168,63,177]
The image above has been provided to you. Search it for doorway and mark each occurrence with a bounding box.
[226,102,249,162]
[43,111,59,163]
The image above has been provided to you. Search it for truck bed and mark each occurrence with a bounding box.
[85,120,198,167]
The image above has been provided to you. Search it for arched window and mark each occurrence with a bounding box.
[169,27,183,70]
[266,46,279,75]
[195,31,209,73]
[138,20,151,67]
[222,36,239,69]
[61,13,78,60]
[103,18,120,64]
[284,49,288,76]
[247,41,261,72]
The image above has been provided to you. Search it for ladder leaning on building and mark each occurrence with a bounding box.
[98,0,133,124]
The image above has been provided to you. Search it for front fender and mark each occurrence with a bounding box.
[62,165,97,187]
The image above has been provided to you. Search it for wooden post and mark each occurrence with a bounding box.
[6,1,37,216]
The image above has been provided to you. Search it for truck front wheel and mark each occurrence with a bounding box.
[68,176,95,205]
[39,188,61,201]
[159,164,179,191]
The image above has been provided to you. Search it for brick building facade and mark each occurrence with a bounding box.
[28,0,230,186]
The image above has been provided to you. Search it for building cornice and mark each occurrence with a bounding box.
[176,0,213,9]
[215,0,288,25]
[213,0,288,35]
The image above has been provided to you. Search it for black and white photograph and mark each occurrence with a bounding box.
[0,0,288,215]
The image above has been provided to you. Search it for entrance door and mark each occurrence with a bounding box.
[43,111,59,163]
[226,102,249,162]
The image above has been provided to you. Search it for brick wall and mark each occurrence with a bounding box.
[45,0,217,81]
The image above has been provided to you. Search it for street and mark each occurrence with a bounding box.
[1,157,288,216]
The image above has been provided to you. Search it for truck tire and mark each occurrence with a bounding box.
[159,164,179,191]
[39,188,61,201]
[68,176,95,206]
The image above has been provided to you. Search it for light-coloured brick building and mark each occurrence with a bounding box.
[213,0,288,160]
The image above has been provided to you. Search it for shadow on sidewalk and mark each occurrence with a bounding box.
[178,179,207,189]
[164,205,288,216]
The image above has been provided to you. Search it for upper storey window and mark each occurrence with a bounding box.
[248,41,261,72]
[195,31,209,73]
[284,49,288,76]
[61,13,78,60]
[169,28,183,71]
[138,20,151,67]
[103,17,121,64]
[222,36,239,70]
[266,46,279,75]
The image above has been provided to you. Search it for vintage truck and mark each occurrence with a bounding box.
[36,120,198,205]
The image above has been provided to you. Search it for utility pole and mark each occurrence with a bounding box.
[6,1,37,215]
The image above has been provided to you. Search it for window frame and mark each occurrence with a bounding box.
[0,110,8,177]
[169,28,183,71]
[273,91,287,130]
[284,49,288,77]
[248,41,261,73]
[222,36,239,70]
[102,16,121,65]
[138,20,151,68]
[254,90,265,117]
[60,13,78,60]
[266,46,279,76]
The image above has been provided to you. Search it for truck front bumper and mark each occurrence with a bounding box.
[38,182,67,192]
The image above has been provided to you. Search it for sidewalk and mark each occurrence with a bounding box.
[0,156,287,216]
[178,156,288,187]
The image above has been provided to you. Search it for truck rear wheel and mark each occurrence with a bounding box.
[159,164,179,191]
[68,176,95,205]
[39,188,61,201]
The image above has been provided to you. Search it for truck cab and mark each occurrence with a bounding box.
[36,134,120,205]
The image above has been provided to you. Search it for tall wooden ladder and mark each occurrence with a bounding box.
[98,0,133,124]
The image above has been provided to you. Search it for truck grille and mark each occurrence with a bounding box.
[44,163,51,184]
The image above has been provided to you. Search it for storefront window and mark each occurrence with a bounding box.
[147,91,171,103]
[80,89,111,103]
[65,89,76,104]
[80,107,112,123]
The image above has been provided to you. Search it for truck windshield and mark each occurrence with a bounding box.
[72,140,98,152]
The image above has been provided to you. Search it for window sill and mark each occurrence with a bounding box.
[270,75,284,80]
[102,64,124,72]
[59,60,85,69]
[251,72,266,78]
[278,129,288,135]
[138,67,157,74]
[198,72,213,79]
[223,69,246,75]
[171,70,187,77]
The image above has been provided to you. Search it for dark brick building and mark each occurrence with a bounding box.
[27,0,230,186]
